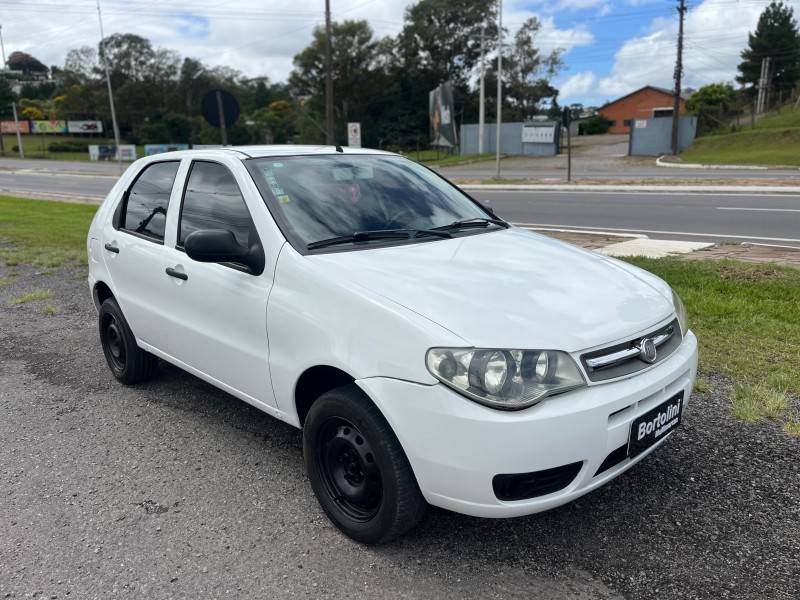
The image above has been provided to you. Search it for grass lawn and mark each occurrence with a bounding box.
[0,134,143,161]
[628,257,800,434]
[682,106,800,166]
[411,150,496,167]
[0,195,97,267]
[0,195,797,432]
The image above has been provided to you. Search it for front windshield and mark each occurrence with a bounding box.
[247,154,494,249]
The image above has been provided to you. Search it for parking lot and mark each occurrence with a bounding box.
[1,261,798,599]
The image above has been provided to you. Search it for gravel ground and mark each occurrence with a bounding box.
[1,264,798,600]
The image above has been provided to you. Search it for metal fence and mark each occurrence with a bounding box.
[629,116,697,156]
[459,122,559,156]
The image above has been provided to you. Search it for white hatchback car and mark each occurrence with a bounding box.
[88,146,697,543]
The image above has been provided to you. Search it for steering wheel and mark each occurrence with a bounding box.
[384,206,415,228]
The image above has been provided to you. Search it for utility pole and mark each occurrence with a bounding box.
[96,0,122,171]
[494,0,503,178]
[324,0,334,145]
[0,24,6,67]
[478,25,486,154]
[756,56,771,114]
[670,0,686,156]
[0,24,6,156]
[11,102,23,158]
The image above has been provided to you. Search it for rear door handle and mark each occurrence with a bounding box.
[165,267,188,281]
[104,243,119,254]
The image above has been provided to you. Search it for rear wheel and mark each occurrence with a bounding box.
[98,298,158,384]
[303,385,426,544]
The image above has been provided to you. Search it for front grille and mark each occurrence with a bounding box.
[580,319,682,382]
[492,462,583,501]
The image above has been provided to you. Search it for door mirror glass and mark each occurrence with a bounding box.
[184,229,264,274]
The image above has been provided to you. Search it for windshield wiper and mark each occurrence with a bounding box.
[307,228,452,251]
[433,217,510,231]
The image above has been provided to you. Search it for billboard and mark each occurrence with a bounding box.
[144,144,189,156]
[88,144,137,161]
[31,120,67,134]
[429,82,457,148]
[1,120,30,134]
[68,120,104,134]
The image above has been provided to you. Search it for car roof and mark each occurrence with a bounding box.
[143,145,399,160]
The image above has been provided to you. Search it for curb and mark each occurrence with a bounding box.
[655,155,798,171]
[460,183,800,194]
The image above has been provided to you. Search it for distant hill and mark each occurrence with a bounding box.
[681,105,800,167]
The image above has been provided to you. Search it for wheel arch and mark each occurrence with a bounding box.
[93,280,115,311]
[294,365,357,427]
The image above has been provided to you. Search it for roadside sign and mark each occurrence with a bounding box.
[32,120,67,134]
[521,125,556,144]
[144,144,189,156]
[67,120,104,134]
[347,122,361,148]
[201,90,240,129]
[88,144,136,161]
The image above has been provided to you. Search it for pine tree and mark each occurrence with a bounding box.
[737,1,800,99]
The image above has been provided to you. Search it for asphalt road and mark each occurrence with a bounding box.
[471,190,800,248]
[2,263,799,599]
[1,159,799,247]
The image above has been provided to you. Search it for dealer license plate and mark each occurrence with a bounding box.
[628,392,683,459]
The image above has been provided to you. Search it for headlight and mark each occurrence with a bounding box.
[671,288,688,337]
[426,348,586,410]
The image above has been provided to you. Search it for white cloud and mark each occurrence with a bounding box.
[0,0,410,83]
[559,70,597,98]
[587,0,800,102]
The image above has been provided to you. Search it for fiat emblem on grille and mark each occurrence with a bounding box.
[638,337,657,363]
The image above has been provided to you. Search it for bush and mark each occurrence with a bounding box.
[48,141,91,153]
[580,115,611,135]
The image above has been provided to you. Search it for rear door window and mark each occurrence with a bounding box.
[121,161,180,242]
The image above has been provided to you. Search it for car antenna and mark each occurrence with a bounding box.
[335,144,344,153]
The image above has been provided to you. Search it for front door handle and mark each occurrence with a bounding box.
[165,267,188,281]
[104,242,120,254]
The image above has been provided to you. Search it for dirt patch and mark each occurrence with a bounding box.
[687,243,800,269]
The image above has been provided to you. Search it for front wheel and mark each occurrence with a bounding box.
[303,385,426,544]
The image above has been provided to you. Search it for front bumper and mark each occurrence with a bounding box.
[357,331,698,518]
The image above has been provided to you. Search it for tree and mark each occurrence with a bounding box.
[252,100,299,143]
[503,17,563,120]
[686,83,738,133]
[289,20,383,140]
[64,46,98,81]
[98,33,156,82]
[7,51,48,75]
[737,1,800,101]
[396,0,497,88]
[0,79,14,119]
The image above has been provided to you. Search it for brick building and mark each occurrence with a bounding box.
[599,86,686,134]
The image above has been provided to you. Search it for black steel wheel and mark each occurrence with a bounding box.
[316,417,383,522]
[98,297,158,385]
[304,384,426,544]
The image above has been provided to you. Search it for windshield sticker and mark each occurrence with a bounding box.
[277,194,291,204]
[261,168,287,199]
[272,162,284,168]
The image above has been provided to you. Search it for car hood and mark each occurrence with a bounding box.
[307,228,675,351]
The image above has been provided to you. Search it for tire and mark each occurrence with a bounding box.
[98,297,158,385]
[303,385,426,544]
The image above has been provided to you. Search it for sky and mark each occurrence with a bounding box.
[1,0,797,107]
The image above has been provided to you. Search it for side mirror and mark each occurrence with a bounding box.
[184,229,265,275]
